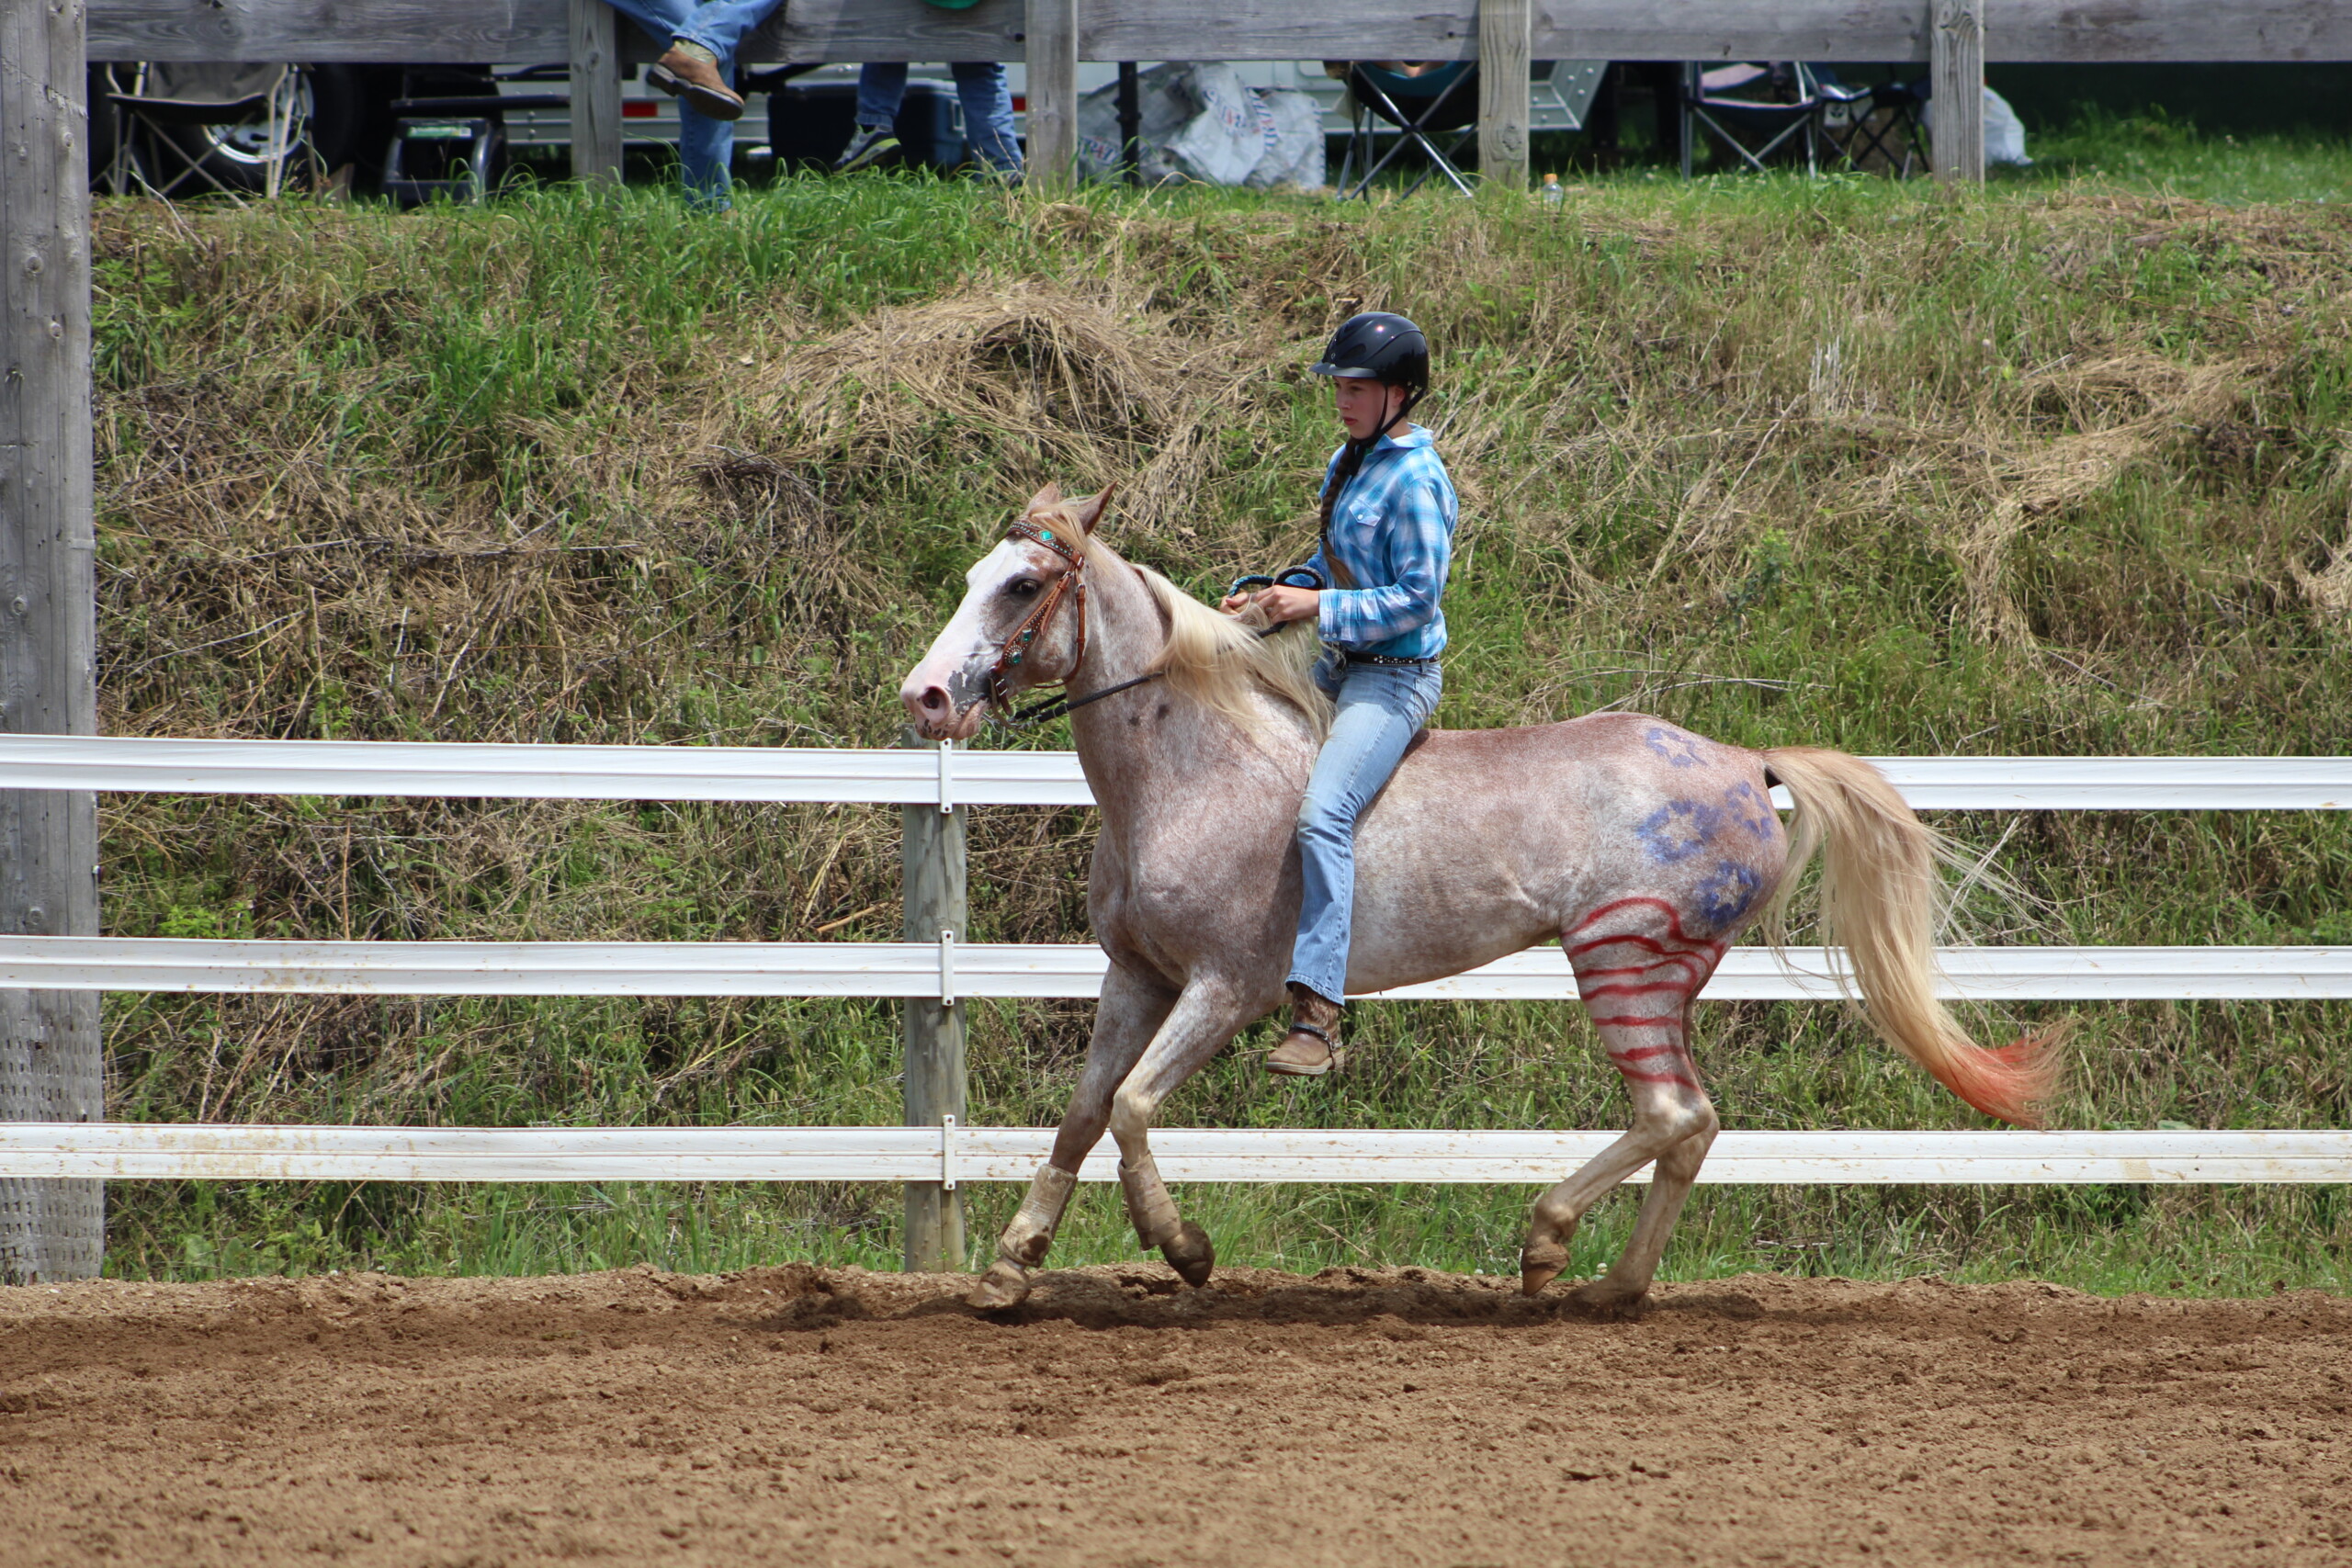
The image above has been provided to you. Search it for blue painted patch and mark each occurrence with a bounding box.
[1694,862,1764,928]
[1645,727,1709,769]
[1637,799,1722,864]
[1724,780,1778,838]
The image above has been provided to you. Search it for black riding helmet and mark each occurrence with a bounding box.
[1310,311,1430,393]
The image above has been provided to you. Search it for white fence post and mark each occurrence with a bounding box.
[899,729,967,1272]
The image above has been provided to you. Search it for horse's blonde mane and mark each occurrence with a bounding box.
[1023,501,1330,740]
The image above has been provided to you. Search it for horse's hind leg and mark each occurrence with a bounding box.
[970,964,1175,1310]
[1522,903,1724,1313]
[1108,977,1260,1288]
[1571,1030,1718,1317]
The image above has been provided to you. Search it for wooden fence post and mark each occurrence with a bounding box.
[899,729,967,1272]
[1,0,104,1283]
[1023,0,1079,187]
[1930,0,1984,184]
[1477,0,1532,191]
[568,0,624,188]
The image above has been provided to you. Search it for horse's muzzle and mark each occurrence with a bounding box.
[899,660,992,741]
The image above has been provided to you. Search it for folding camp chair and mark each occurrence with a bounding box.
[1679,60,1838,176]
[1335,62,1480,199]
[1815,70,1926,177]
[96,62,317,199]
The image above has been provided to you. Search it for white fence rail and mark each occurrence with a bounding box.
[6,736,2351,811]
[6,737,2347,1193]
[6,936,2352,1002]
[5,1123,2347,1186]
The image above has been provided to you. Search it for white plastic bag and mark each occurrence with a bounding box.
[1074,63,1325,187]
[1920,85,2033,166]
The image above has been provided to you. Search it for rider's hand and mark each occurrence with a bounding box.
[1219,592,1252,615]
[1252,585,1322,625]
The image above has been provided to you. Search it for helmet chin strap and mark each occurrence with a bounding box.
[1345,384,1423,465]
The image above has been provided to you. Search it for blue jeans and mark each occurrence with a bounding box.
[1288,655,1443,1005]
[604,0,785,208]
[854,62,1024,173]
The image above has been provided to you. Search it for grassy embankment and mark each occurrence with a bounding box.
[87,132,2352,1292]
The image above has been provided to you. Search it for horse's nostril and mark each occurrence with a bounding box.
[919,685,948,713]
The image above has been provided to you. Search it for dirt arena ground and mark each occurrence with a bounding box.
[3,1265,2348,1568]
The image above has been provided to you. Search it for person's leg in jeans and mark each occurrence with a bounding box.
[836,63,909,171]
[950,61,1023,175]
[1274,660,1443,1073]
[604,0,782,207]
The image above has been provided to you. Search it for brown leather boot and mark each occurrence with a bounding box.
[647,42,745,121]
[1266,984,1345,1077]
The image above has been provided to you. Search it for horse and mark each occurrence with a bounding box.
[899,484,2054,1316]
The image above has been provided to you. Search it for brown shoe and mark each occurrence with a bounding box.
[648,43,745,121]
[1267,985,1346,1077]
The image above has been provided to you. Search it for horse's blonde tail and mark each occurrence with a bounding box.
[1759,745,2059,1127]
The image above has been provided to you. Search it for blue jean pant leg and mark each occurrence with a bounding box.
[604,0,785,207]
[855,62,907,129]
[1287,660,1443,1005]
[952,62,1022,171]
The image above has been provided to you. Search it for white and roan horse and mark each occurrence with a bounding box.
[900,486,2054,1316]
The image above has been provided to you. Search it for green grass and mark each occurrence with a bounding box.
[83,118,2352,1295]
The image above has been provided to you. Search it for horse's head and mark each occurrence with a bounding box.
[899,483,1114,740]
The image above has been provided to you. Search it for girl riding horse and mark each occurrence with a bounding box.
[1222,311,1453,1079]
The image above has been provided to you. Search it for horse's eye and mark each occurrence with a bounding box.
[1009,579,1042,598]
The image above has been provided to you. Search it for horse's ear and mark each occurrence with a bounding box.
[1023,482,1064,515]
[1068,483,1117,536]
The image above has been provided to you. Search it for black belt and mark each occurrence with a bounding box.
[1343,651,1437,667]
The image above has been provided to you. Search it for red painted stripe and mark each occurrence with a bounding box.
[1565,897,1729,953]
[1579,980,1698,1003]
[1587,1013,1683,1028]
[1607,1043,1687,1063]
[1576,954,1707,980]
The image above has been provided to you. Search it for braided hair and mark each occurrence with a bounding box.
[1317,386,1423,589]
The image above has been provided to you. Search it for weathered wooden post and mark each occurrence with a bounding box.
[1477,0,1532,191]
[1023,0,1080,186]
[1930,0,1985,184]
[899,730,967,1272]
[1,0,104,1282]
[568,0,625,187]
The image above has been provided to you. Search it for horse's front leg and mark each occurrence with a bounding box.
[1110,977,1261,1288]
[968,964,1176,1310]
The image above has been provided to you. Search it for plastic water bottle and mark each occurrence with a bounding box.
[1540,172,1564,211]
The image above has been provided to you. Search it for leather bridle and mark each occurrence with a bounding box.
[981,508,1283,730]
[987,516,1089,716]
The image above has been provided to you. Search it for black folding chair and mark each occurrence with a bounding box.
[1817,71,1926,178]
[1335,61,1479,199]
[97,62,316,199]
[1679,61,1833,176]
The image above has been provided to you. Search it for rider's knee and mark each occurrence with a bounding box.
[1295,789,1352,841]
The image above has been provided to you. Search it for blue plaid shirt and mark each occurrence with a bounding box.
[1300,424,1456,660]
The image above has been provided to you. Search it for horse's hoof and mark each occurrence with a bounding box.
[967,1259,1032,1311]
[1520,1239,1569,1297]
[1565,1280,1649,1321]
[1162,1222,1216,1288]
